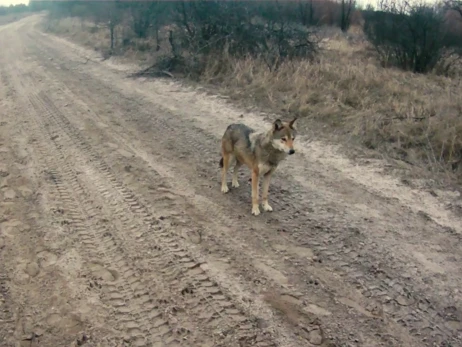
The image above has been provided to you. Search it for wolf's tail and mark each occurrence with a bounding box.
[219,157,224,168]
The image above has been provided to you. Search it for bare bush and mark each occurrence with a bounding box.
[363,0,462,73]
[161,0,319,76]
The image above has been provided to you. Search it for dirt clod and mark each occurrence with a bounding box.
[308,328,323,345]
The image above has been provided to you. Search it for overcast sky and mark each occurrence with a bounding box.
[0,0,436,10]
[0,0,25,5]
[0,0,379,7]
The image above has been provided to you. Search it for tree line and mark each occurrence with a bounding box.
[27,0,462,76]
[0,3,29,16]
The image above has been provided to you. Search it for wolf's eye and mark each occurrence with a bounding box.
[281,138,287,142]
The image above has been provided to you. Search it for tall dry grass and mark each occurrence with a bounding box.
[201,33,462,178]
[44,17,158,62]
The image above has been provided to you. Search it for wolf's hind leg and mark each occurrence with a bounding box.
[232,160,242,188]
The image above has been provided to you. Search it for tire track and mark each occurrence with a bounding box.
[21,74,354,345]
[31,88,278,346]
[4,54,260,346]
[8,64,280,346]
[15,89,164,345]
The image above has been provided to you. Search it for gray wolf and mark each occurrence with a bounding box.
[219,118,298,216]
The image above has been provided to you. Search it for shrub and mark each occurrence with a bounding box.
[163,0,319,76]
[363,0,462,73]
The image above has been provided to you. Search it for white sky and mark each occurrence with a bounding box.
[0,0,437,9]
[0,0,26,6]
[0,0,25,6]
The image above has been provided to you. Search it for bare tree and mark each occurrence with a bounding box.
[91,1,121,51]
[339,0,355,32]
[107,3,121,50]
[298,0,315,26]
[129,1,162,39]
[364,0,462,73]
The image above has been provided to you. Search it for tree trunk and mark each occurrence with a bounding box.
[155,24,160,51]
[110,22,115,50]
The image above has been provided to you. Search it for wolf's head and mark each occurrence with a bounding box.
[271,118,298,155]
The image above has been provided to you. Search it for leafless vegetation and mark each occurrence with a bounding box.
[27,0,462,180]
[363,0,462,74]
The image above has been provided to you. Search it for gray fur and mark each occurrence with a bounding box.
[224,123,255,150]
[221,121,296,172]
[220,118,298,215]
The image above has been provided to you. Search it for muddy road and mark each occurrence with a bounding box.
[0,15,461,347]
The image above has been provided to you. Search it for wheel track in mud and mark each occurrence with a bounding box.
[8,36,334,345]
[7,62,279,347]
[16,67,352,345]
[12,79,169,346]
[32,90,274,346]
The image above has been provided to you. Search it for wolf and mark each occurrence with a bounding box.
[219,118,297,216]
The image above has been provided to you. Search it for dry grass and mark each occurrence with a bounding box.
[201,33,462,178]
[43,17,159,63]
[46,18,462,180]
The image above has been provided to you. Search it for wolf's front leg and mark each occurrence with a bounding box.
[261,172,273,212]
[251,169,260,216]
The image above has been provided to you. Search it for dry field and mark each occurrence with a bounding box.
[0,13,461,347]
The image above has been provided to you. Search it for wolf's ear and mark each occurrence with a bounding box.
[289,117,298,130]
[273,119,283,131]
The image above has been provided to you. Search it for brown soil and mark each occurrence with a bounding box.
[0,15,461,347]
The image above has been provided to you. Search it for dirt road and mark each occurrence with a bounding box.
[1,15,461,347]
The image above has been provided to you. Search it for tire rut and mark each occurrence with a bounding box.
[7,63,280,346]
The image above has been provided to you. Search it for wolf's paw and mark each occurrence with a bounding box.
[262,202,273,212]
[252,205,261,216]
[221,185,229,193]
[231,180,240,188]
